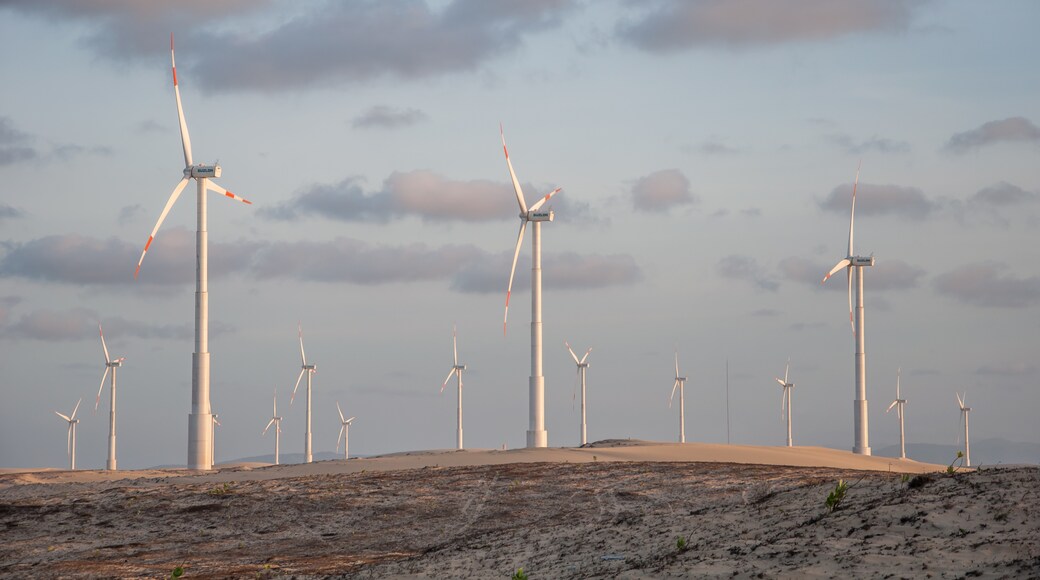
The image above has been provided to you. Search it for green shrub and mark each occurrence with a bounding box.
[825,479,848,512]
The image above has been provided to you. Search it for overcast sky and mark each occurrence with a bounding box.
[1,0,1038,469]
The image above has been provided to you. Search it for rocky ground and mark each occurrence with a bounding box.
[1,462,1037,578]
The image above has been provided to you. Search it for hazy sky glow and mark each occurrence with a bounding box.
[1,0,1038,469]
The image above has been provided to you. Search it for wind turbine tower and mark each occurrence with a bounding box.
[565,341,592,446]
[957,392,971,467]
[440,325,467,450]
[290,324,317,463]
[669,352,688,444]
[134,34,252,470]
[775,359,795,447]
[95,324,125,470]
[55,398,82,470]
[500,126,562,448]
[886,368,908,459]
[211,414,221,465]
[262,390,282,465]
[336,402,356,460]
[822,163,874,455]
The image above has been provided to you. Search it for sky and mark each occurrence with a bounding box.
[1,0,1038,469]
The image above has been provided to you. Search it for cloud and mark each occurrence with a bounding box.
[352,106,428,129]
[974,362,1037,378]
[0,204,24,222]
[819,182,936,220]
[751,308,779,317]
[0,231,639,292]
[969,182,1040,207]
[0,307,210,341]
[118,204,145,224]
[778,256,924,291]
[631,169,696,212]
[933,262,1040,308]
[716,255,779,292]
[827,133,910,155]
[683,138,740,155]
[1,1,574,93]
[617,0,922,52]
[50,143,113,161]
[944,117,1040,153]
[0,116,38,165]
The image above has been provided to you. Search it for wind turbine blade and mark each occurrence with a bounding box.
[346,417,356,424]
[821,258,851,284]
[580,348,592,364]
[441,368,456,393]
[775,377,786,387]
[135,177,190,279]
[781,389,787,421]
[503,220,527,335]
[290,368,306,406]
[170,33,193,167]
[784,359,790,384]
[452,324,458,366]
[213,416,221,426]
[956,391,964,409]
[55,411,71,422]
[565,341,580,364]
[273,390,277,415]
[886,400,898,413]
[896,367,901,399]
[95,367,110,412]
[848,161,860,257]
[337,401,345,424]
[298,323,307,366]
[67,423,73,457]
[263,418,276,435]
[675,351,680,378]
[336,425,345,453]
[99,324,111,364]
[528,187,561,213]
[206,180,252,205]
[500,124,528,214]
[70,397,82,420]
[847,268,855,336]
[669,380,679,408]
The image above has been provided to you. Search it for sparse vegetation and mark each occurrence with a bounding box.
[170,565,185,579]
[901,474,910,484]
[947,451,965,474]
[208,482,233,496]
[512,567,528,580]
[825,479,848,512]
[676,535,688,552]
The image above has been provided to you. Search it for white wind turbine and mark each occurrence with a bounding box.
[501,125,562,449]
[262,389,283,465]
[134,34,252,471]
[886,368,907,459]
[440,324,467,450]
[54,398,82,470]
[822,163,875,456]
[565,341,592,446]
[669,352,688,444]
[290,323,317,463]
[336,402,356,461]
[957,392,971,467]
[95,323,125,471]
[775,359,794,447]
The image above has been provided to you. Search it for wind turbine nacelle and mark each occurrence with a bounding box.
[188,164,222,179]
[528,210,554,222]
[851,256,875,266]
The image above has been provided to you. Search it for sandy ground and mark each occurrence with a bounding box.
[1,441,1037,578]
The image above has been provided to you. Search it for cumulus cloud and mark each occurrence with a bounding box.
[944,117,1040,153]
[0,231,639,292]
[933,262,1040,308]
[827,133,911,155]
[352,106,428,129]
[1,1,574,93]
[631,169,696,213]
[0,117,38,165]
[617,0,923,52]
[0,204,24,222]
[716,254,779,291]
[969,182,1040,207]
[779,256,924,291]
[819,182,937,220]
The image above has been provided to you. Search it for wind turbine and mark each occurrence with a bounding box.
[821,163,875,456]
[262,389,282,465]
[211,414,221,466]
[501,125,562,449]
[440,324,467,450]
[54,398,82,470]
[134,34,252,471]
[565,341,592,446]
[886,368,907,459]
[95,323,125,471]
[775,359,794,447]
[336,402,356,461]
[957,392,971,467]
[669,351,688,444]
[290,323,317,463]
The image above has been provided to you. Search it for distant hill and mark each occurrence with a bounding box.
[874,438,1040,467]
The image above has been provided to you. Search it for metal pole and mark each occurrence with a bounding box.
[305,371,313,463]
[853,265,870,455]
[528,221,547,447]
[107,367,117,470]
[189,177,213,470]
